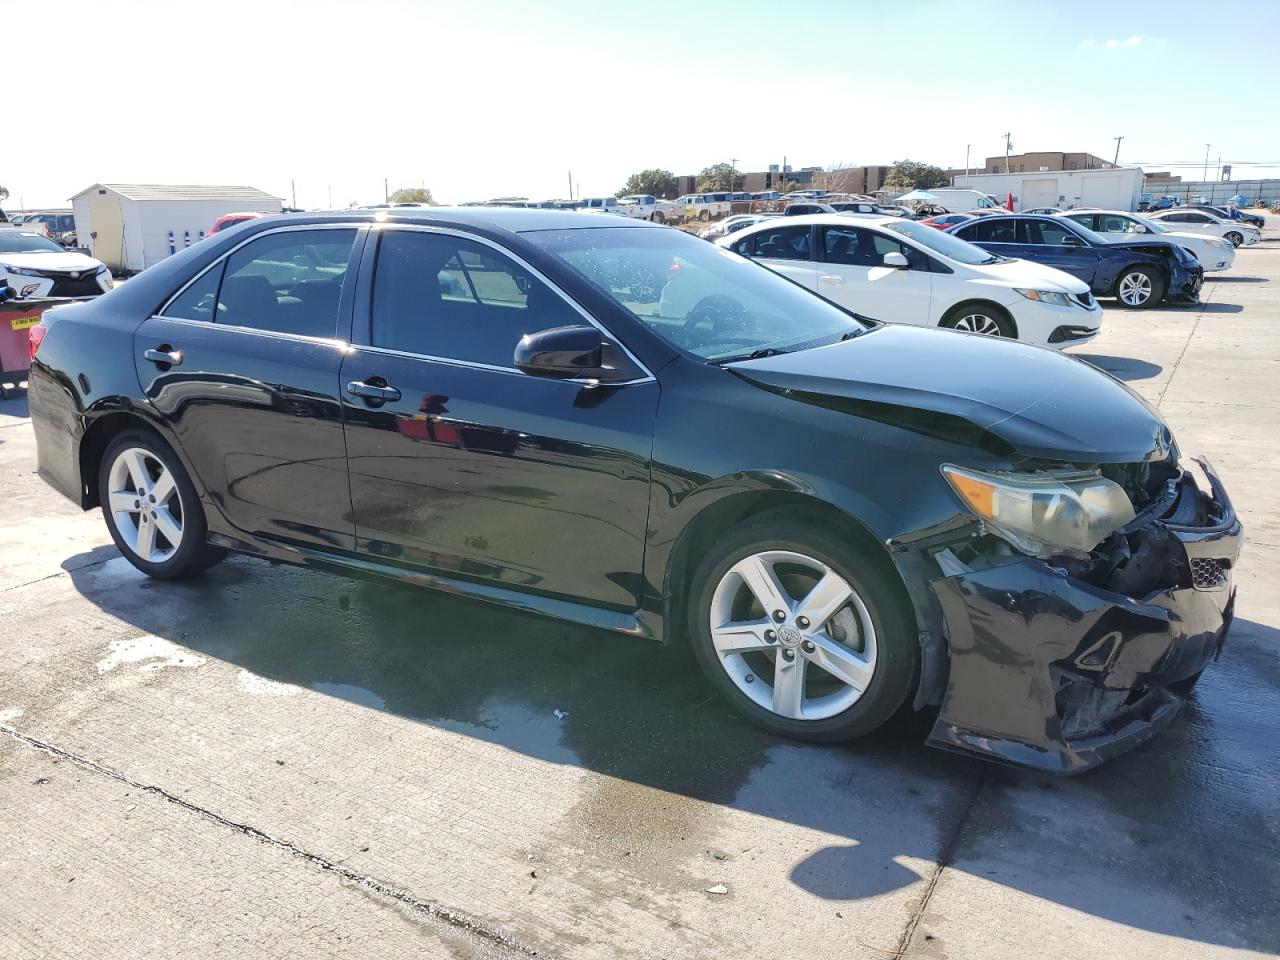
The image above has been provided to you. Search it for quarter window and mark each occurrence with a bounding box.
[214,229,356,337]
[163,261,225,322]
[370,231,581,367]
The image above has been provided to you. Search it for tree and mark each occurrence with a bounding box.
[0,185,9,202]
[696,163,743,193]
[616,169,676,199]
[883,160,950,191]
[388,187,435,204]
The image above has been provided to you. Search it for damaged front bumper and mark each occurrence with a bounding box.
[926,459,1241,773]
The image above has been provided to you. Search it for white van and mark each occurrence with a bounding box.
[920,189,1003,213]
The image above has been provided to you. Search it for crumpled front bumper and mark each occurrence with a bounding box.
[926,460,1241,774]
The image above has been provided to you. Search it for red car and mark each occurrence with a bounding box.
[919,213,974,231]
[208,212,265,235]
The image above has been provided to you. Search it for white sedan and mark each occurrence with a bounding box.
[1057,210,1235,272]
[0,229,113,298]
[1145,209,1261,247]
[713,214,1101,348]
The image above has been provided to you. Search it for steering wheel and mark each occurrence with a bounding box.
[682,294,752,348]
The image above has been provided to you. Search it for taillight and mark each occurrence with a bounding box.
[28,324,47,361]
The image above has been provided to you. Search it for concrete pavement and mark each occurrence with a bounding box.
[0,235,1277,959]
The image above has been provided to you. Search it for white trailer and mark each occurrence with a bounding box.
[950,167,1144,213]
[70,183,284,273]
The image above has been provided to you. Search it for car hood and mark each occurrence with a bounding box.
[968,256,1090,293]
[729,325,1171,463]
[1099,237,1175,254]
[0,251,102,272]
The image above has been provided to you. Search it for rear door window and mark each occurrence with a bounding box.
[745,226,811,261]
[214,229,357,337]
[967,219,1017,243]
[369,231,581,367]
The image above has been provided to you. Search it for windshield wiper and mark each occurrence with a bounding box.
[714,347,788,364]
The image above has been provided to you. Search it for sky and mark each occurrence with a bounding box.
[4,0,1279,210]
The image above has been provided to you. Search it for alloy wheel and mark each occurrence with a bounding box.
[106,447,184,563]
[708,550,877,721]
[952,313,1002,336]
[1117,271,1153,306]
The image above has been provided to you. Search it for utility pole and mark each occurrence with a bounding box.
[567,170,573,200]
[327,184,333,208]
[1003,133,1013,174]
[964,144,970,181]
[1112,136,1123,166]
[384,177,389,204]
[291,178,296,209]
[728,157,739,193]
[1203,145,1211,183]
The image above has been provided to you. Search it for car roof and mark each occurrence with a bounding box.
[727,213,900,235]
[290,206,661,234]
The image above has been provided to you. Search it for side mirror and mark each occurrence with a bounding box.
[882,251,909,269]
[514,325,642,382]
[1059,234,1083,247]
[0,285,17,303]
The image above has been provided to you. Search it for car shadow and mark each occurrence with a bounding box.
[1196,302,1245,314]
[0,389,30,423]
[1204,275,1267,283]
[62,551,1280,952]
[1072,354,1163,381]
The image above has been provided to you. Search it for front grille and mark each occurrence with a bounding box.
[47,275,102,297]
[1049,324,1098,343]
[1190,557,1228,591]
[1072,292,1094,308]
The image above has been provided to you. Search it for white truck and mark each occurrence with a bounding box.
[916,188,1003,213]
[579,197,629,216]
[618,194,678,223]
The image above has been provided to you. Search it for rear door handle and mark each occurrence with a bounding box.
[819,275,846,284]
[346,380,402,402]
[143,347,183,366]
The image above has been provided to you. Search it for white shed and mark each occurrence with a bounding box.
[69,184,284,273]
[950,167,1145,213]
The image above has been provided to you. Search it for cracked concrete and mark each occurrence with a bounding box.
[0,233,1277,959]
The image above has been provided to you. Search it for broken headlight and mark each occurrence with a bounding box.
[942,465,1136,558]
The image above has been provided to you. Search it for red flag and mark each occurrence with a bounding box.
[1006,192,1014,211]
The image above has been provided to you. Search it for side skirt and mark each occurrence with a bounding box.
[207,532,655,640]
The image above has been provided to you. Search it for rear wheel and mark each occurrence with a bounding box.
[686,508,918,742]
[652,211,665,224]
[1225,231,1244,247]
[1113,265,1165,309]
[940,302,1015,338]
[698,209,711,222]
[98,428,223,579]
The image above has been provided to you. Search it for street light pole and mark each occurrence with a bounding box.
[1113,135,1123,166]
[1203,144,1211,183]
[729,157,739,194]
[964,144,970,181]
[1003,133,1013,174]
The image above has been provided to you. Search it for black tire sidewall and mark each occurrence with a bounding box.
[942,302,1015,339]
[685,509,919,742]
[98,428,212,579]
[1115,266,1165,309]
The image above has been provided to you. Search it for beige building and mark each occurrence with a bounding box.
[981,152,1115,175]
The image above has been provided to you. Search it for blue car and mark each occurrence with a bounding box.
[948,214,1203,309]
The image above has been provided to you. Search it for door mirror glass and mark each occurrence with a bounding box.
[514,324,640,382]
[882,251,909,269]
[1059,234,1083,247]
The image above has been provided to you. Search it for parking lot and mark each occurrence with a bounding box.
[1,234,1276,959]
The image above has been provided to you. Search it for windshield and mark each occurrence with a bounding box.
[525,227,867,361]
[0,231,64,254]
[880,219,1000,265]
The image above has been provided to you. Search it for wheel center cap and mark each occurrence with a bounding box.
[777,624,803,649]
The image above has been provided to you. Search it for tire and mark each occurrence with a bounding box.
[1225,231,1243,248]
[1113,265,1165,309]
[698,209,711,222]
[653,212,665,224]
[940,302,1015,338]
[685,507,919,742]
[98,428,224,580]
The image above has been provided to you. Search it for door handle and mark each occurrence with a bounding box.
[819,275,846,284]
[346,380,402,402]
[143,347,183,366]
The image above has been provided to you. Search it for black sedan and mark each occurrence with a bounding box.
[949,214,1203,309]
[27,208,1241,772]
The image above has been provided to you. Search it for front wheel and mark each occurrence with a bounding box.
[1113,266,1165,309]
[686,508,918,742]
[940,303,1015,338]
[1225,231,1244,247]
[98,428,223,579]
